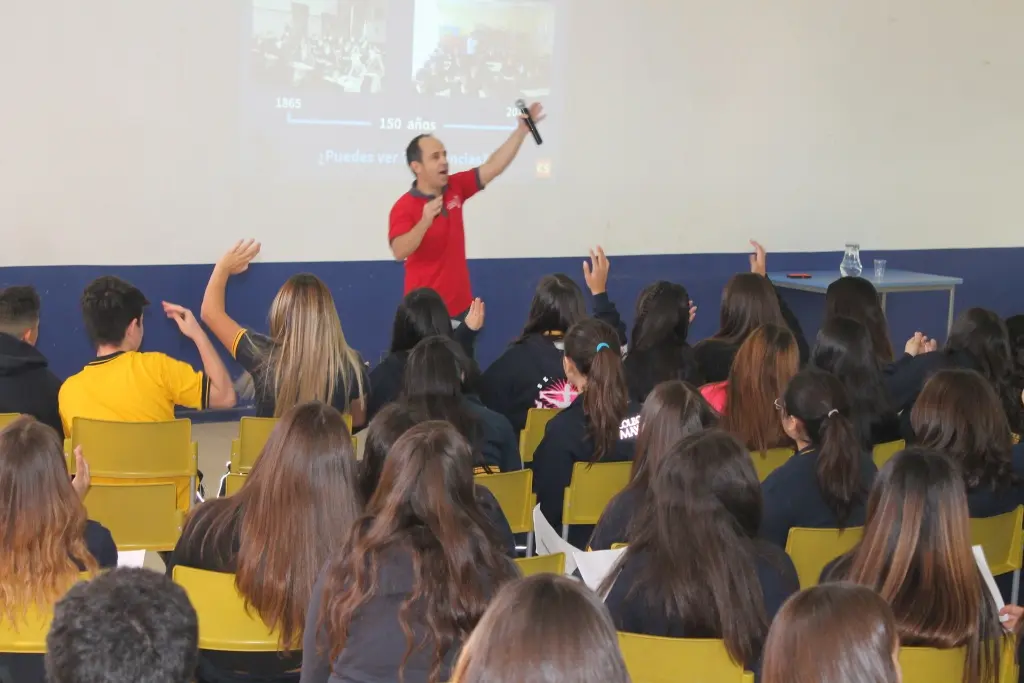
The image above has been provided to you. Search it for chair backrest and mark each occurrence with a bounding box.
[71,418,196,478]
[970,506,1024,576]
[0,573,92,654]
[234,417,279,472]
[474,469,534,534]
[514,553,566,577]
[224,473,247,497]
[899,639,1019,683]
[785,527,864,588]
[562,461,632,527]
[0,413,21,431]
[872,439,906,469]
[84,482,184,551]
[172,566,283,652]
[751,448,794,482]
[618,632,753,683]
[519,408,559,463]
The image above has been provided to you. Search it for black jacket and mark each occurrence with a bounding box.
[465,396,521,473]
[588,486,643,550]
[0,333,63,436]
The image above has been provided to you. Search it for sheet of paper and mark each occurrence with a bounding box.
[117,550,147,568]
[532,504,579,575]
[972,545,1008,623]
[574,547,625,597]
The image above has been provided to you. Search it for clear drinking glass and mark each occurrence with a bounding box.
[839,244,863,277]
[874,259,887,281]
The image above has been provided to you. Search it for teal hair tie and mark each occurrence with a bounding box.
[595,342,610,352]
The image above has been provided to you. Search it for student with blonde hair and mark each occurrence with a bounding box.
[201,240,368,426]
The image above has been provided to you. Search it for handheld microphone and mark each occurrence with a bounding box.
[515,99,543,145]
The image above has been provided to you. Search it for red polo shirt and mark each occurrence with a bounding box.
[388,169,483,315]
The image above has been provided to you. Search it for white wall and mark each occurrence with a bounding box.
[2,0,1022,267]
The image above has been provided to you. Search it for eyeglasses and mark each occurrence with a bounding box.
[774,398,785,412]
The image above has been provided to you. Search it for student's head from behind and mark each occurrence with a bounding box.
[45,568,198,683]
[451,574,630,683]
[630,380,717,489]
[946,308,1022,432]
[518,274,586,340]
[630,280,691,351]
[391,287,453,353]
[824,276,894,362]
[910,368,1014,492]
[614,429,766,666]
[721,323,798,454]
[0,416,97,608]
[406,133,448,187]
[812,316,891,437]
[1006,314,1024,374]
[0,286,41,345]
[323,422,516,681]
[80,276,149,351]
[761,583,901,683]
[266,273,364,415]
[841,448,1001,683]
[402,335,472,399]
[358,403,418,502]
[564,318,629,462]
[779,368,865,525]
[714,273,784,345]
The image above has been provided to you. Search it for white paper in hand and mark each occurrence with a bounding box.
[117,550,147,568]
[532,504,579,575]
[573,547,625,598]
[972,545,1009,624]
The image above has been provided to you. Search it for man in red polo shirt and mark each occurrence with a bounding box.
[388,102,545,320]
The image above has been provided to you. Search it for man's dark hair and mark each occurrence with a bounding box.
[45,568,198,683]
[0,286,40,335]
[80,276,149,347]
[406,133,432,167]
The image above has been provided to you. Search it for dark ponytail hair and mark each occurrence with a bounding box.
[564,318,629,463]
[782,369,866,526]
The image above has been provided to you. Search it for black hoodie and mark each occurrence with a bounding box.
[0,333,63,436]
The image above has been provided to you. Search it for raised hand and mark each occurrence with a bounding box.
[163,302,203,341]
[465,298,486,331]
[583,246,610,295]
[71,446,91,499]
[518,102,546,132]
[216,239,261,276]
[689,300,698,323]
[905,332,929,357]
[749,240,768,276]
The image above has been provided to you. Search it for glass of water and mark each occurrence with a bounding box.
[874,259,887,281]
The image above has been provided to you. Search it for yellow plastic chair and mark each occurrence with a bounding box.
[561,461,632,540]
[223,473,247,497]
[514,553,566,577]
[519,408,559,464]
[872,439,906,469]
[84,482,184,551]
[970,506,1024,604]
[0,573,93,654]
[899,639,1018,683]
[229,417,279,473]
[172,567,283,652]
[475,469,535,553]
[751,448,794,482]
[0,413,21,431]
[785,527,864,589]
[618,633,754,683]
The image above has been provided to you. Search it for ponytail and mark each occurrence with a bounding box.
[813,410,865,526]
[564,319,630,463]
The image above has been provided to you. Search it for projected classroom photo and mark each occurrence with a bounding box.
[411,0,554,99]
[250,0,388,94]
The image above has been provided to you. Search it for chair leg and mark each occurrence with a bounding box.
[561,525,569,542]
[526,531,534,557]
[1012,569,1020,606]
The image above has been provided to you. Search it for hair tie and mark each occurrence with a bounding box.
[827,409,839,418]
[595,342,610,352]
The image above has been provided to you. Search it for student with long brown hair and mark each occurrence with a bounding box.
[762,583,902,683]
[911,369,1024,518]
[693,241,808,383]
[531,317,641,546]
[589,380,717,550]
[602,430,798,674]
[715,323,799,452]
[824,276,895,363]
[303,422,518,683]
[0,416,116,683]
[760,369,875,548]
[201,240,368,425]
[168,402,362,683]
[450,574,631,683]
[623,280,701,402]
[822,449,1012,683]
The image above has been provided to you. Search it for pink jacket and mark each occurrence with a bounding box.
[700,381,728,414]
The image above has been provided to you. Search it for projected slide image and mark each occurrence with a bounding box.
[250,0,389,94]
[411,0,555,100]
